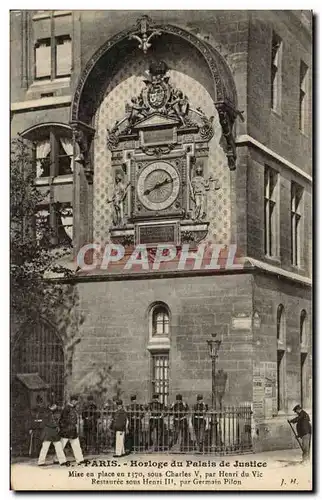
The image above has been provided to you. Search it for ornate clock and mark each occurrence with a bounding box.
[107,61,216,246]
[136,161,180,211]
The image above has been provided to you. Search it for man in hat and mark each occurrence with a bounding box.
[171,394,189,451]
[127,395,144,452]
[38,401,67,466]
[111,400,128,457]
[193,395,208,452]
[59,395,85,465]
[288,404,311,462]
[148,394,165,450]
[82,395,99,452]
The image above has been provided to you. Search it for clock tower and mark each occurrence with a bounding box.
[106,60,217,247]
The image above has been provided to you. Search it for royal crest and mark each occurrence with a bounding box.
[106,60,215,150]
[147,82,168,108]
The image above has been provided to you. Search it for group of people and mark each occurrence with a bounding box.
[31,393,311,465]
[31,393,212,464]
[34,394,86,466]
[111,393,210,456]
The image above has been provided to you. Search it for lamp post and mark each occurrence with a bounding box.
[207,334,222,409]
[207,334,222,452]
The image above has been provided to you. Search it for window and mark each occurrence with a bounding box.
[300,310,307,347]
[21,124,74,248]
[33,12,72,81]
[291,182,304,267]
[299,61,309,133]
[35,35,71,80]
[149,303,170,404]
[271,32,283,112]
[35,130,73,178]
[300,310,308,408]
[36,203,73,247]
[152,306,170,336]
[277,305,286,412]
[264,166,279,258]
[151,353,169,405]
[35,38,51,79]
[13,322,64,404]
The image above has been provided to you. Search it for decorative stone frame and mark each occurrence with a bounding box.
[147,301,171,352]
[70,18,240,170]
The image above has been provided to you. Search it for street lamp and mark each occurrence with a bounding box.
[207,334,222,409]
[207,334,222,452]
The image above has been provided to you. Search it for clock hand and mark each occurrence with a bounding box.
[143,177,173,196]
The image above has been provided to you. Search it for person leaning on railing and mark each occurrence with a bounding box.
[82,395,99,452]
[127,395,145,452]
[192,394,208,452]
[170,394,189,451]
[147,394,165,449]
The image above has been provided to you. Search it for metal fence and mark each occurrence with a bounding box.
[79,405,252,455]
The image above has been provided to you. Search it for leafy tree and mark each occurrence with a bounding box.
[10,137,82,397]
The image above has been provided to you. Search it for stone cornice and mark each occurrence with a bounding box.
[48,261,311,288]
[236,134,312,183]
[11,95,71,113]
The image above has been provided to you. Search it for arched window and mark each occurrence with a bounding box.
[13,322,64,404]
[148,303,170,405]
[277,304,286,343]
[152,305,170,336]
[277,304,286,412]
[300,309,307,346]
[300,310,308,408]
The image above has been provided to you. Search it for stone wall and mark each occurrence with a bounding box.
[73,273,254,406]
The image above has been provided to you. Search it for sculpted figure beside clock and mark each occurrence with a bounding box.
[189,163,220,221]
[108,173,130,227]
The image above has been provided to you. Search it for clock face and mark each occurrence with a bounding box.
[137,161,180,211]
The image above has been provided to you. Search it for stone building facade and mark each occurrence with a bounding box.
[10,10,312,451]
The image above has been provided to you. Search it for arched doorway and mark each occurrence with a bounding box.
[11,321,64,456]
[12,321,64,404]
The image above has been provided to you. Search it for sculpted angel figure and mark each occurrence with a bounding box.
[168,89,189,126]
[126,95,149,126]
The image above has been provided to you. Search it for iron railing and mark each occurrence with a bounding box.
[78,405,252,455]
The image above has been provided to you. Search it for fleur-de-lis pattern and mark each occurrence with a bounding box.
[94,55,231,248]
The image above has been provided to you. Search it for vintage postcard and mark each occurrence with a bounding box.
[10,9,312,491]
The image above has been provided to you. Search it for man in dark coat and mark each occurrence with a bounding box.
[127,395,144,452]
[59,395,85,465]
[193,394,208,452]
[37,402,67,466]
[148,394,165,450]
[111,400,128,457]
[82,395,99,452]
[171,394,189,451]
[29,395,46,457]
[289,404,312,462]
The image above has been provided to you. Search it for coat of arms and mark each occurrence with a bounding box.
[147,82,167,108]
[106,60,215,149]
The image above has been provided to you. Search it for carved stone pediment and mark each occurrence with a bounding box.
[133,113,180,129]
